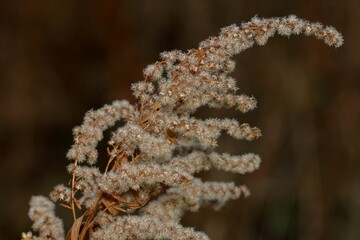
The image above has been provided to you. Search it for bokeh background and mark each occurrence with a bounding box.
[0,1,359,240]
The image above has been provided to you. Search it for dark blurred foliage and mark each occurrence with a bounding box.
[0,1,359,240]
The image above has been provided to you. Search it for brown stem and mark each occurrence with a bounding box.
[71,160,78,221]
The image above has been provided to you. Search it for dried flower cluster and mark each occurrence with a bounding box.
[22,16,342,240]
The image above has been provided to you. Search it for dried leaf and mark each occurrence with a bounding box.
[112,194,129,203]
[66,214,84,240]
[84,209,93,217]
[101,197,119,216]
[112,205,126,212]
[73,197,82,210]
[60,203,72,210]
[140,111,154,123]
[167,129,178,144]
[140,102,160,123]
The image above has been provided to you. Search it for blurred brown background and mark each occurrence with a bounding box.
[0,1,359,240]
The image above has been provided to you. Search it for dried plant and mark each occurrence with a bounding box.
[22,16,343,240]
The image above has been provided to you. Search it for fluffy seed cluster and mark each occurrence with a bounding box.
[23,16,342,240]
[27,196,65,240]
